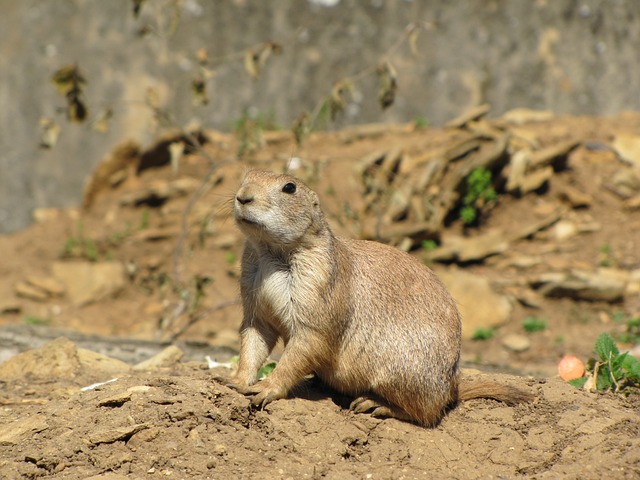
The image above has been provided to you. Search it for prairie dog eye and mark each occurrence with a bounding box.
[282,182,296,194]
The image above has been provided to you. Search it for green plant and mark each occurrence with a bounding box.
[598,243,615,267]
[471,328,494,341]
[61,222,100,262]
[420,239,438,251]
[414,115,429,129]
[109,221,134,244]
[24,315,49,325]
[258,361,277,380]
[618,317,640,345]
[459,167,497,225]
[139,208,151,230]
[224,252,237,265]
[523,316,548,333]
[228,356,276,380]
[568,333,640,393]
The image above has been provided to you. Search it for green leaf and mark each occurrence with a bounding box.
[258,361,277,380]
[594,332,619,362]
[460,206,477,225]
[568,377,588,389]
[523,316,547,333]
[471,328,494,341]
[611,352,628,376]
[421,239,438,251]
[596,366,613,391]
[622,355,640,381]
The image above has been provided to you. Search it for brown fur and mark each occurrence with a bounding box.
[227,170,533,427]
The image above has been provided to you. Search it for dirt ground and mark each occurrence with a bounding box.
[1,112,640,479]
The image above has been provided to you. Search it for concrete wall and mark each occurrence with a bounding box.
[1,0,638,232]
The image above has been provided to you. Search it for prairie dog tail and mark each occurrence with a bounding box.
[458,378,534,406]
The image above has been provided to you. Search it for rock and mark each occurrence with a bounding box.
[501,255,543,270]
[138,255,164,270]
[77,348,131,376]
[32,207,64,223]
[133,345,184,370]
[437,269,513,340]
[501,108,554,124]
[506,141,577,194]
[551,220,578,241]
[608,168,640,198]
[85,474,131,480]
[119,178,199,207]
[133,227,179,242]
[0,415,49,446]
[626,270,640,296]
[25,276,66,297]
[520,166,554,193]
[0,302,21,314]
[338,122,413,144]
[528,140,579,170]
[624,194,640,211]
[52,261,126,306]
[0,337,130,381]
[15,276,66,301]
[557,185,592,208]
[503,286,544,309]
[14,282,49,302]
[505,149,530,192]
[89,424,148,445]
[445,103,491,128]
[502,333,531,353]
[612,133,640,167]
[430,231,509,263]
[530,268,629,302]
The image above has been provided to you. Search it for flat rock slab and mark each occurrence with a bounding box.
[52,261,125,306]
[437,269,513,339]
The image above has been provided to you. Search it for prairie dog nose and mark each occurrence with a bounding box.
[236,194,254,205]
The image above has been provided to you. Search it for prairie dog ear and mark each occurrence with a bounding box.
[310,191,325,224]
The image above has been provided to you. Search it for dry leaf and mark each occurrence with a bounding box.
[377,61,397,110]
[51,64,89,122]
[145,87,161,110]
[409,29,420,56]
[67,93,88,122]
[329,80,353,120]
[51,64,86,96]
[244,42,282,79]
[292,112,311,146]
[191,75,208,106]
[38,117,61,149]
[91,108,113,133]
[195,47,208,65]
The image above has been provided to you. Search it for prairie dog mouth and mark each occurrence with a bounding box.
[236,215,260,227]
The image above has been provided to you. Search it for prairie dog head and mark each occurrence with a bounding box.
[234,170,327,248]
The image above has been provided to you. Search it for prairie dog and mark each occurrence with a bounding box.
[227,170,532,427]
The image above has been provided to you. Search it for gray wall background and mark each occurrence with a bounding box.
[1,0,638,233]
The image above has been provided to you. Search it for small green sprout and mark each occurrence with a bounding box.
[472,328,494,341]
[523,316,548,333]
